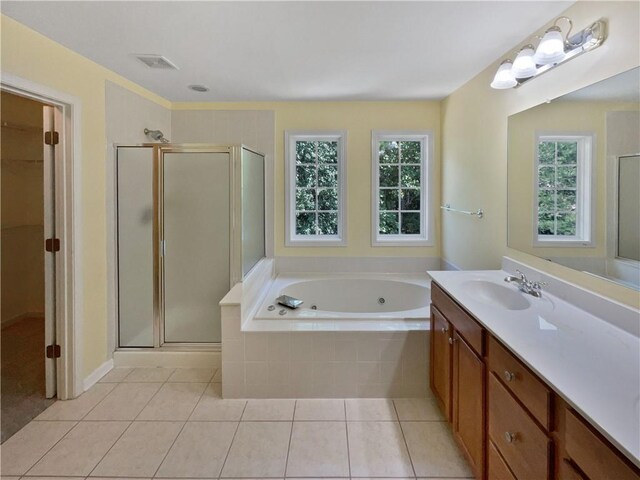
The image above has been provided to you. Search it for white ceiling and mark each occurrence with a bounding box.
[2,1,573,102]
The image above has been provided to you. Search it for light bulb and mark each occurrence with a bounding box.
[490,60,517,89]
[512,45,538,79]
[534,26,566,65]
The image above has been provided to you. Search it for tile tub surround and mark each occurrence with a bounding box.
[221,259,430,398]
[222,310,429,398]
[1,367,472,479]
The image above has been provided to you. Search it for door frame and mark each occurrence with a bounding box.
[1,73,83,399]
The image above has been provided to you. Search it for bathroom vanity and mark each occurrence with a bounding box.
[428,267,640,480]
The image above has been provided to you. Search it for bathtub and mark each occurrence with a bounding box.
[249,273,431,331]
[221,267,432,397]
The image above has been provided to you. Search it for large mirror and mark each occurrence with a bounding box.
[508,67,640,290]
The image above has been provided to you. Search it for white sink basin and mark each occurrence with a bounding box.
[462,280,531,311]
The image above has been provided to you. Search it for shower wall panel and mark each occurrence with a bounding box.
[241,148,265,276]
[116,147,155,347]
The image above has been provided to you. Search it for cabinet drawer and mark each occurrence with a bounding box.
[565,408,639,480]
[431,282,484,356]
[488,335,552,430]
[489,440,516,480]
[489,373,550,480]
[558,458,587,480]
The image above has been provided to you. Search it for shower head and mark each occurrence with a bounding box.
[144,128,170,143]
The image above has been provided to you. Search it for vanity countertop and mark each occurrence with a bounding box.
[428,269,640,468]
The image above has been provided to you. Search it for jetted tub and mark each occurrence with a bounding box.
[250,273,431,331]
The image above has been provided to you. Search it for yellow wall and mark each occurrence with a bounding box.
[1,15,170,377]
[441,1,640,307]
[172,101,441,257]
[508,100,638,258]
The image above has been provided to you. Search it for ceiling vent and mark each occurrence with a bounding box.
[134,54,179,70]
[188,85,210,92]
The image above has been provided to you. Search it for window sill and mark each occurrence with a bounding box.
[286,237,347,247]
[372,237,433,247]
[533,238,594,248]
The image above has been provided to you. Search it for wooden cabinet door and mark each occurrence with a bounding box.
[453,330,485,479]
[430,306,452,420]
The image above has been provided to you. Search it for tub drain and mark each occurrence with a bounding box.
[311,305,317,310]
[378,297,385,304]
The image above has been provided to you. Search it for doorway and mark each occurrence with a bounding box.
[1,91,58,442]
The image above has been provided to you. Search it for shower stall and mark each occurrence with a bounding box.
[115,144,265,348]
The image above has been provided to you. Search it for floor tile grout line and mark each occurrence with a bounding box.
[130,369,174,422]
[283,399,297,478]
[76,382,120,422]
[188,381,211,414]
[393,400,417,479]
[217,401,248,479]
[150,420,188,479]
[84,419,134,478]
[151,381,209,478]
[344,399,352,479]
[18,420,80,477]
[85,372,170,478]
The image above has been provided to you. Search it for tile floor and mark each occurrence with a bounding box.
[0,367,473,479]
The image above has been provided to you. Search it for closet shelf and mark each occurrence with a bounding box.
[1,121,43,133]
[1,158,44,164]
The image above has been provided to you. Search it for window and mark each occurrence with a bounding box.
[372,131,433,246]
[285,131,347,246]
[534,134,594,245]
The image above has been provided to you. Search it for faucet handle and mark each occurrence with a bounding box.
[515,269,527,281]
[531,281,547,290]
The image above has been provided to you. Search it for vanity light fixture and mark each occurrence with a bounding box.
[490,60,518,89]
[490,17,606,89]
[512,45,538,79]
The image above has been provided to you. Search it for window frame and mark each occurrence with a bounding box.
[284,130,347,247]
[371,130,434,246]
[533,132,596,247]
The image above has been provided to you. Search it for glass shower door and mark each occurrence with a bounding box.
[117,146,155,347]
[162,151,230,343]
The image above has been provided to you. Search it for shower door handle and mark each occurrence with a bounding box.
[160,240,166,257]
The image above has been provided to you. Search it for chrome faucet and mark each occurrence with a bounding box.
[504,270,547,298]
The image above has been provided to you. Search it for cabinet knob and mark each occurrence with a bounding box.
[448,337,453,345]
[503,370,516,382]
[441,326,448,333]
[504,431,517,443]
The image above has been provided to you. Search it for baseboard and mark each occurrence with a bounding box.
[83,359,114,391]
[1,311,45,329]
[113,350,221,369]
[440,258,461,271]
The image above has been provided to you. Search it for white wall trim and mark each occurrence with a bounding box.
[1,73,84,399]
[532,131,596,248]
[83,359,113,392]
[284,130,348,247]
[371,130,435,247]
